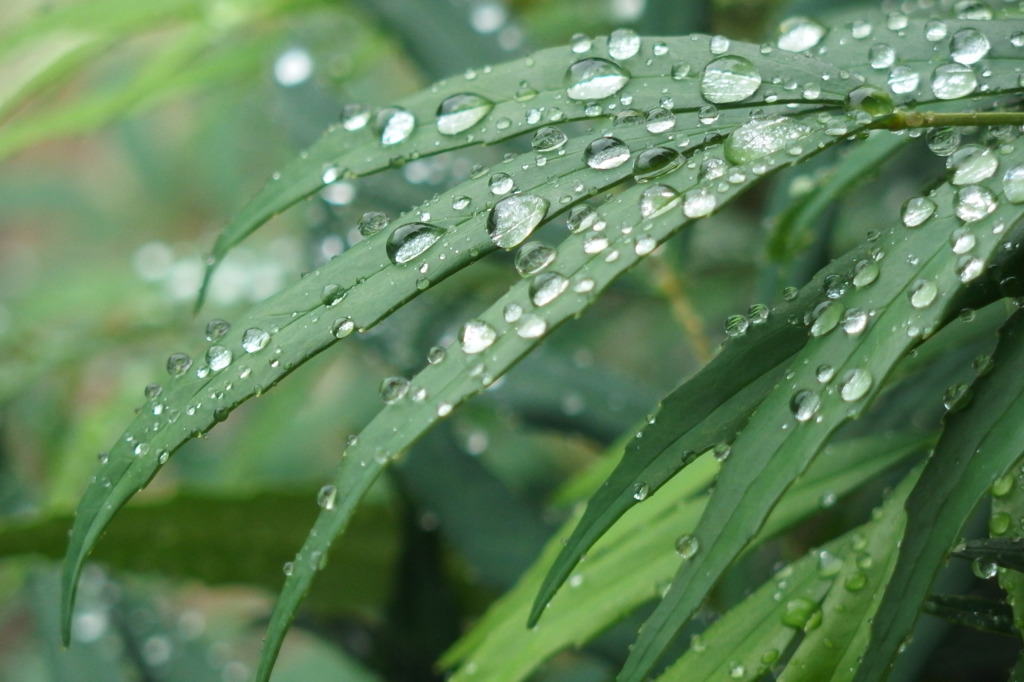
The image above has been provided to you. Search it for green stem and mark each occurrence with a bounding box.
[871,109,1024,131]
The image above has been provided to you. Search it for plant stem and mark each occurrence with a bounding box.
[648,254,712,364]
[871,110,1024,131]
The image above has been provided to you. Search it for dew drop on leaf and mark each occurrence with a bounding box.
[949,27,990,65]
[853,260,879,287]
[531,126,568,152]
[781,597,819,628]
[777,16,827,52]
[699,56,762,104]
[790,390,821,422]
[925,19,949,42]
[516,314,547,338]
[380,376,411,404]
[844,85,893,118]
[487,194,550,248]
[317,484,337,510]
[950,228,976,254]
[887,65,920,94]
[321,283,346,306]
[909,278,938,308]
[954,185,996,222]
[583,136,631,169]
[341,103,370,131]
[842,308,868,334]
[947,145,998,185]
[675,534,699,558]
[567,205,602,232]
[460,319,497,354]
[645,107,675,133]
[632,147,682,182]
[565,57,630,100]
[167,353,192,377]
[373,107,416,145]
[816,364,835,383]
[357,211,389,236]
[386,223,446,264]
[514,241,556,276]
[331,318,355,339]
[241,328,270,353]
[724,314,749,337]
[839,368,873,402]
[956,255,984,283]
[724,117,812,165]
[634,236,657,256]
[530,272,569,306]
[807,300,842,337]
[683,188,717,218]
[503,302,523,323]
[868,44,896,70]
[427,346,447,365]
[205,319,231,342]
[639,184,681,218]
[931,63,977,100]
[608,28,641,60]
[206,346,232,372]
[901,196,936,227]
[488,172,514,195]
[1002,165,1024,203]
[632,482,649,501]
[435,93,494,135]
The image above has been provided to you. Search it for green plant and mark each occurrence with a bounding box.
[6,0,1024,680]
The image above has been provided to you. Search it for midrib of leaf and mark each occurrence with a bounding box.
[618,137,1024,681]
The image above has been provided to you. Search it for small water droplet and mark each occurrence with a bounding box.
[515,242,557,276]
[777,16,827,52]
[567,205,603,232]
[632,482,649,501]
[341,103,370,130]
[633,147,682,182]
[839,368,873,402]
[489,172,514,195]
[241,328,270,353]
[700,56,762,104]
[516,314,547,338]
[503,302,523,322]
[427,346,447,364]
[725,314,749,337]
[380,376,411,403]
[608,28,641,60]
[167,353,192,377]
[530,272,569,306]
[205,319,230,342]
[675,534,699,558]
[386,223,446,264]
[683,187,717,218]
[853,260,879,287]
[931,63,977,100]
[645,107,675,133]
[565,57,630,100]
[635,236,657,256]
[816,364,835,383]
[845,85,893,118]
[901,196,936,227]
[531,126,568,152]
[357,211,389,237]
[887,65,920,94]
[909,278,938,308]
[972,558,998,580]
[330,318,355,338]
[639,184,681,218]
[488,194,550,248]
[584,136,631,169]
[868,44,896,70]
[460,319,497,354]
[317,484,337,510]
[956,255,984,283]
[950,228,976,254]
[206,346,232,372]
[283,561,294,576]
[436,93,494,135]
[373,107,416,145]
[781,597,819,629]
[790,390,821,422]
[321,283,346,307]
[842,307,869,335]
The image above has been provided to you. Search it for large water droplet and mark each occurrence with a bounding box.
[956,255,984,282]
[436,93,494,135]
[584,136,631,169]
[901,196,936,227]
[777,17,827,52]
[931,63,977,100]
[242,328,271,353]
[808,300,842,337]
[531,126,568,152]
[167,353,192,377]
[645,107,675,133]
[380,376,410,403]
[682,187,717,218]
[489,172,514,195]
[460,319,497,354]
[639,184,681,218]
[700,56,761,104]
[207,346,233,372]
[845,85,894,118]
[724,117,812,165]
[887,65,920,94]
[909,278,938,308]
[331,318,355,339]
[565,58,630,100]
[386,223,446,264]
[373,107,416,145]
[781,597,819,629]
[1004,165,1024,204]
[633,147,682,182]
[530,272,569,306]
[675,534,699,558]
[842,307,869,334]
[488,194,550,248]
[839,368,873,401]
[947,145,998,185]
[949,27,990,65]
[954,185,996,222]
[516,314,547,338]
[515,241,556,276]
[608,28,641,60]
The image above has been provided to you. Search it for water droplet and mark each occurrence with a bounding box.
[331,318,355,339]
[839,368,872,402]
[781,597,819,629]
[842,307,869,334]
[565,58,630,100]
[531,126,568,152]
[816,364,835,383]
[567,205,602,232]
[671,62,691,80]
[584,136,631,169]
[321,283,346,306]
[503,302,523,323]
[954,185,996,222]
[530,272,569,306]
[205,319,231,342]
[386,223,446,263]
[489,172,514,195]
[516,314,547,338]
[635,236,657,256]
[700,56,761,104]
[380,376,410,403]
[931,63,977,100]
[358,211,389,236]
[683,187,716,218]
[242,328,270,353]
[901,196,936,228]
[943,382,972,412]
[972,558,998,580]
[317,484,337,510]
[427,346,447,364]
[144,383,162,400]
[909,278,938,308]
[992,473,1014,497]
[950,28,990,65]
[639,184,681,218]
[947,145,998,185]
[956,255,984,283]
[1003,165,1024,203]
[632,482,649,501]
[868,44,896,70]
[950,228,976,254]
[990,511,1012,536]
[724,117,812,165]
[460,319,497,354]
[790,389,821,421]
[167,353,192,377]
[373,107,416,145]
[515,242,556,276]
[488,194,550,248]
[633,147,682,182]
[777,16,827,52]
[818,549,843,577]
[844,571,868,591]
[206,346,232,372]
[341,103,370,131]
[845,85,893,118]
[608,28,641,60]
[725,314,749,337]
[645,107,675,133]
[853,260,879,287]
[887,65,920,94]
[675,534,699,558]
[436,93,494,135]
[729,662,746,679]
[808,300,843,337]
[283,561,294,576]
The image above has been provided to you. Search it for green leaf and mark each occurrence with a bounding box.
[855,308,1024,681]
